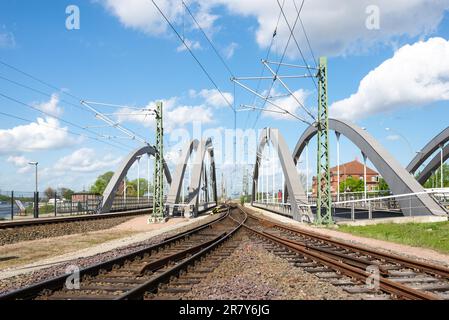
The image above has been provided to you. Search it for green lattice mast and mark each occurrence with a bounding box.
[151,101,165,223]
[316,57,332,224]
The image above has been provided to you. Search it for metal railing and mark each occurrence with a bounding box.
[332,190,449,221]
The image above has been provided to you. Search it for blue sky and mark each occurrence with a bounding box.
[1,0,449,194]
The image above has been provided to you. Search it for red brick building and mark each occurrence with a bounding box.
[312,159,380,195]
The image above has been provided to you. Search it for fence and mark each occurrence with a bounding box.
[252,190,449,222]
[0,190,162,221]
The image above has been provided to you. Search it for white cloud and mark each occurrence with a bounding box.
[100,0,449,57]
[223,42,238,59]
[263,88,310,121]
[0,117,78,155]
[331,37,449,121]
[53,148,122,173]
[176,38,202,52]
[190,88,234,108]
[114,89,233,132]
[34,94,63,117]
[7,155,32,173]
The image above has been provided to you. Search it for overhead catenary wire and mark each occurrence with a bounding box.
[0,92,134,151]
[293,0,318,68]
[182,1,235,78]
[243,0,286,130]
[275,0,317,90]
[0,60,151,148]
[0,110,133,152]
[151,0,235,112]
[242,0,307,128]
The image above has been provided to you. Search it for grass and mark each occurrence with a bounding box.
[0,230,137,269]
[338,221,449,254]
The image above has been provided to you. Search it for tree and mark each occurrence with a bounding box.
[90,171,114,195]
[339,177,364,193]
[378,178,390,191]
[422,164,449,188]
[125,178,153,197]
[44,187,55,199]
[59,187,74,200]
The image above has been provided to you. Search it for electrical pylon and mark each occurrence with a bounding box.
[316,57,332,224]
[150,101,165,223]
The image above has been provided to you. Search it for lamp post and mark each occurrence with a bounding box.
[28,162,38,218]
[136,155,142,204]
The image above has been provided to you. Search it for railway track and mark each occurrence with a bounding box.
[242,206,449,300]
[0,208,152,230]
[0,205,245,300]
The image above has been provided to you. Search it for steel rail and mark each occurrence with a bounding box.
[248,212,449,279]
[0,208,153,230]
[0,206,231,300]
[118,206,247,300]
[239,207,440,300]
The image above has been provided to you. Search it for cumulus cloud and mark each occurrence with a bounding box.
[190,88,234,108]
[34,94,63,117]
[0,117,78,155]
[7,155,32,173]
[263,88,310,121]
[114,88,234,132]
[330,37,449,121]
[53,148,122,173]
[176,38,202,52]
[100,0,449,57]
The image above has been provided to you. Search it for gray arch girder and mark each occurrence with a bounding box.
[415,144,449,185]
[407,126,449,174]
[187,138,218,213]
[252,128,313,222]
[166,139,199,206]
[293,119,446,217]
[101,145,172,214]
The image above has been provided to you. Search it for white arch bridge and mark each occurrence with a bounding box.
[98,120,448,223]
[100,137,218,217]
[252,119,449,223]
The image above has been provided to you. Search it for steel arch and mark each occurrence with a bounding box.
[252,128,313,222]
[407,126,449,174]
[101,145,172,213]
[166,139,199,208]
[293,119,446,217]
[187,138,218,215]
[415,144,449,185]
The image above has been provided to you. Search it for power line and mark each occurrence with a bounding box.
[250,0,306,128]
[276,0,317,89]
[0,60,82,102]
[293,0,318,68]
[150,0,235,112]
[0,110,133,152]
[0,60,153,148]
[0,92,134,151]
[182,1,234,78]
[0,74,94,114]
[243,0,286,130]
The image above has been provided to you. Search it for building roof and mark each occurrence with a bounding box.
[329,159,378,176]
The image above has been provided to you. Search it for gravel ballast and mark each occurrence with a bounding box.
[0,216,137,246]
[167,232,357,300]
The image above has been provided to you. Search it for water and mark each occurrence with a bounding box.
[0,204,16,220]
